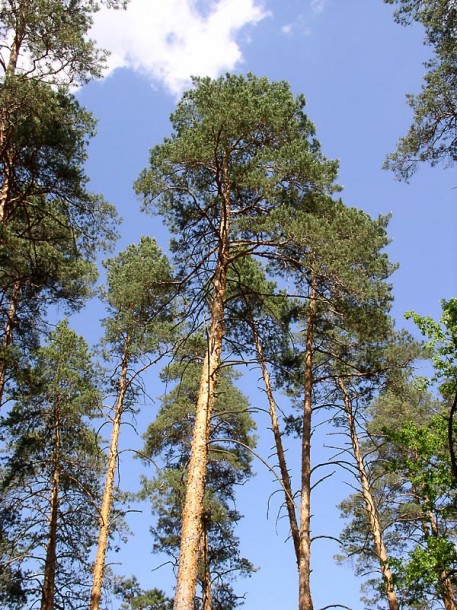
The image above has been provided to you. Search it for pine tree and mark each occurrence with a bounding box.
[262,198,396,610]
[383,0,457,178]
[0,0,123,402]
[90,237,176,610]
[135,73,338,610]
[0,320,104,609]
[338,378,457,609]
[140,336,256,610]
[113,576,173,610]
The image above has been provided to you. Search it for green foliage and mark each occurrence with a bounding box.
[391,536,457,602]
[0,81,118,243]
[338,378,457,608]
[405,299,457,397]
[135,73,339,284]
[383,0,457,178]
[0,0,122,402]
[101,236,177,361]
[0,0,126,85]
[0,320,105,608]
[113,576,173,610]
[270,198,399,411]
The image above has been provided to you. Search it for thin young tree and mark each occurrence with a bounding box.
[90,237,176,610]
[337,378,400,610]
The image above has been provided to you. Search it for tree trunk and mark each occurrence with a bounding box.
[338,378,399,610]
[0,18,23,223]
[90,340,130,610]
[41,401,61,610]
[0,279,20,406]
[298,279,316,610]
[173,154,230,610]
[439,575,457,610]
[201,523,212,610]
[251,320,300,566]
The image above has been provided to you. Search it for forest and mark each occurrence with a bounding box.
[0,1,456,610]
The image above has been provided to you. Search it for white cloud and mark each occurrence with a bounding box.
[91,0,268,95]
[280,16,311,39]
[310,0,328,14]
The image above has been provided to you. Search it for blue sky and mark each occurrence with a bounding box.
[76,1,457,608]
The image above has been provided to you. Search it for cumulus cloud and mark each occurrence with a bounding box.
[91,0,268,95]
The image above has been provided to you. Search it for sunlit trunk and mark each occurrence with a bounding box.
[0,14,24,222]
[338,378,399,610]
[298,278,316,610]
[40,401,61,610]
[200,524,212,610]
[173,154,230,610]
[251,320,300,566]
[90,340,130,610]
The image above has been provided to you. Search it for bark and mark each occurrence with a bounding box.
[90,340,130,610]
[173,266,226,610]
[0,280,20,406]
[439,573,457,610]
[0,11,24,223]
[338,378,399,610]
[173,154,230,610]
[201,524,212,610]
[40,401,61,610]
[251,320,300,566]
[298,279,316,610]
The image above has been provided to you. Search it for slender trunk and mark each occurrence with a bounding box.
[173,155,230,610]
[90,340,130,610]
[251,320,300,566]
[298,279,316,610]
[41,401,61,610]
[201,524,212,610]
[448,388,457,483]
[338,378,399,610]
[0,280,20,406]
